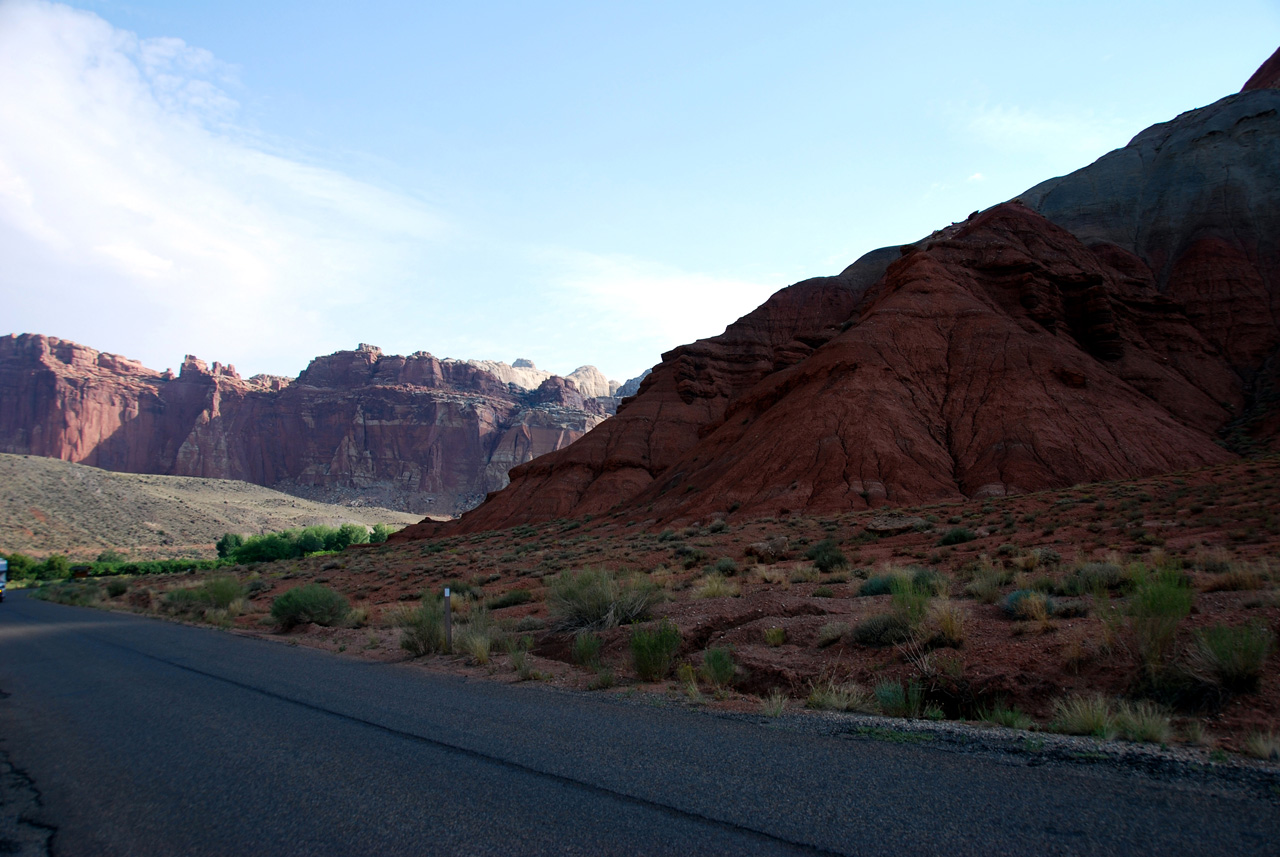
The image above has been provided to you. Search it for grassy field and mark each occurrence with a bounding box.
[0,453,424,559]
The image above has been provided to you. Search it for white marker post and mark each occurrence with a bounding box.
[443,587,452,653]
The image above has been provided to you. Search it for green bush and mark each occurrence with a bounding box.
[874,679,923,718]
[400,601,447,656]
[572,632,603,668]
[630,619,682,681]
[1186,622,1274,693]
[711,557,739,576]
[1129,570,1193,675]
[369,523,396,544]
[270,584,350,630]
[859,573,903,597]
[890,577,929,629]
[806,539,848,573]
[163,587,208,615]
[700,647,735,687]
[105,579,129,598]
[910,566,948,597]
[41,555,71,580]
[1002,589,1054,619]
[96,549,127,564]
[852,613,911,647]
[938,527,977,546]
[34,581,100,606]
[547,568,662,632]
[203,576,245,609]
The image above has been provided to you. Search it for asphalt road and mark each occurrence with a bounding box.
[0,591,1276,856]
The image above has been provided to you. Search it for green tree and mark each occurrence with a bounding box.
[370,523,395,544]
[332,523,369,550]
[41,555,71,580]
[96,549,127,564]
[216,533,245,559]
[2,553,39,580]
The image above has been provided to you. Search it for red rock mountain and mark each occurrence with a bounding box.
[0,338,618,514]
[404,49,1280,536]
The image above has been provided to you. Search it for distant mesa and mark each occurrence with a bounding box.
[0,335,649,515]
[401,46,1280,538]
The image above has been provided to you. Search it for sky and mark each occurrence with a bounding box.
[2,1,1278,382]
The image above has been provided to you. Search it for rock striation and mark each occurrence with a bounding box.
[402,48,1280,537]
[0,337,630,514]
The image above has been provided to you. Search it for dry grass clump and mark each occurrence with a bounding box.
[1185,622,1274,693]
[1201,563,1268,592]
[760,688,788,717]
[1114,700,1173,744]
[964,564,1012,603]
[1051,694,1117,739]
[692,573,740,599]
[763,627,787,647]
[816,622,849,648]
[806,677,875,713]
[1243,731,1280,761]
[930,600,966,647]
[547,568,662,632]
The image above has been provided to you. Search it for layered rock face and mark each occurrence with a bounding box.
[0,337,626,514]
[405,51,1280,536]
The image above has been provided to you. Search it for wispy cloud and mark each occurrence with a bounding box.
[0,0,444,375]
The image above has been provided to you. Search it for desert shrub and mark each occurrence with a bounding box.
[547,568,661,632]
[964,566,1011,603]
[572,632,603,668]
[400,600,447,656]
[1186,622,1274,693]
[852,613,910,647]
[807,678,874,712]
[875,679,923,718]
[758,688,788,717]
[203,576,245,610]
[859,572,905,597]
[630,619,682,681]
[938,527,977,546]
[456,609,498,665]
[711,557,739,576]
[700,647,736,687]
[977,703,1033,730]
[1201,565,1267,592]
[910,566,948,596]
[1244,731,1280,761]
[1002,589,1053,620]
[763,626,787,646]
[1050,694,1116,739]
[693,573,740,599]
[817,622,849,647]
[1058,561,1126,596]
[708,519,727,533]
[486,589,532,610]
[34,581,100,606]
[105,579,129,598]
[1114,700,1172,744]
[931,601,966,647]
[890,577,930,629]
[162,587,208,615]
[271,584,350,630]
[1129,570,1193,675]
[806,539,848,573]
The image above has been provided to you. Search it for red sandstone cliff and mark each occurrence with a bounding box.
[402,48,1280,537]
[0,338,614,514]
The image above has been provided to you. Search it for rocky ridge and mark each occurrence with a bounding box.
[405,49,1280,537]
[0,337,645,514]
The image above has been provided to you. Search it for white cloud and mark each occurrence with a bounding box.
[967,172,985,182]
[0,0,444,375]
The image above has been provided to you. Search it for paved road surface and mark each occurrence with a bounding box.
[1,591,1276,855]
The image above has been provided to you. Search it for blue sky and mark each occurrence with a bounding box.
[2,0,1278,382]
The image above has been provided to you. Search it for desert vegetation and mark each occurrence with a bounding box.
[26,455,1280,759]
